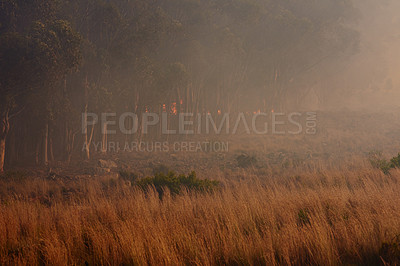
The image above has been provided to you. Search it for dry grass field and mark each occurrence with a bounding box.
[1,163,400,265]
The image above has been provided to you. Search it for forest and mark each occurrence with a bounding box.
[0,0,364,171]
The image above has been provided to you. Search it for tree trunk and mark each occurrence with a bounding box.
[67,130,77,164]
[83,75,94,160]
[101,123,107,153]
[35,141,40,165]
[49,137,54,162]
[0,136,5,173]
[83,107,95,160]
[0,108,10,173]
[43,122,49,165]
[64,121,69,161]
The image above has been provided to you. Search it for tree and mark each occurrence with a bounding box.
[29,20,81,165]
[0,33,33,172]
[0,2,81,170]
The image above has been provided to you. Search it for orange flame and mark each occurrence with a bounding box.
[171,102,177,115]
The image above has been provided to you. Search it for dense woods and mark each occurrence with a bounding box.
[0,0,361,170]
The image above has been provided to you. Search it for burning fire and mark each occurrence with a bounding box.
[171,102,177,115]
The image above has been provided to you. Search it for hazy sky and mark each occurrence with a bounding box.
[347,0,400,109]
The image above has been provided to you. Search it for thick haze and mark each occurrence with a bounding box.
[1,0,400,169]
[326,0,400,111]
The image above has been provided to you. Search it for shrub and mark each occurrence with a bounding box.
[390,153,400,168]
[368,151,400,175]
[136,171,220,196]
[372,159,392,175]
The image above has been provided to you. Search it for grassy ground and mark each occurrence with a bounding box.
[1,164,400,265]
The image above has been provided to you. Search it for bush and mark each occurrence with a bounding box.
[371,158,392,175]
[390,153,400,168]
[368,151,400,175]
[136,171,220,196]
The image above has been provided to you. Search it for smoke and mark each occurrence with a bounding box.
[328,0,400,111]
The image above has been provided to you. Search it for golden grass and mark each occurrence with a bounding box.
[1,166,400,265]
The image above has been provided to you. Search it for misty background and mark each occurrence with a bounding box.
[0,0,399,170]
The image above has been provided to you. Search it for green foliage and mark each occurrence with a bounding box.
[120,170,220,196]
[135,171,220,196]
[390,153,400,168]
[370,159,392,175]
[236,154,257,168]
[369,151,400,175]
[30,20,81,77]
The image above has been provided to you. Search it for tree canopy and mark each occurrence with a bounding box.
[0,0,364,169]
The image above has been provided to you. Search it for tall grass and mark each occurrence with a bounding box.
[1,166,400,265]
